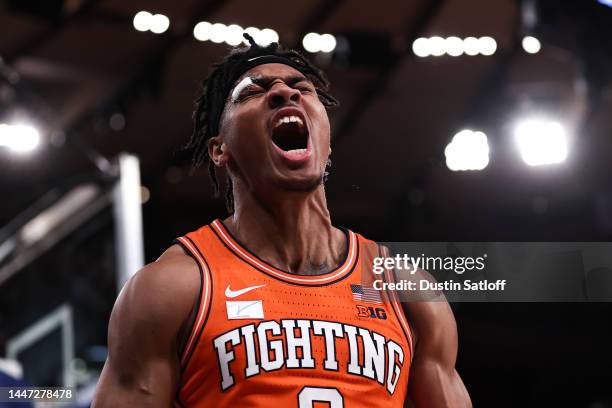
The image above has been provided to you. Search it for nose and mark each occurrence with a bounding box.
[267,82,301,109]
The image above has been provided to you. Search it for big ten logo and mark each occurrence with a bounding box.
[356,305,387,320]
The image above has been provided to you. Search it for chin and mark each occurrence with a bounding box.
[274,172,324,193]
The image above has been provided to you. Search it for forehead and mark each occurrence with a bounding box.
[236,63,308,84]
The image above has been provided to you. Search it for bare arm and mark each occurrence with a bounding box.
[92,246,199,407]
[404,299,471,408]
[377,246,471,408]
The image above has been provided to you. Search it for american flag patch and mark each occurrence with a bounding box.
[351,284,382,304]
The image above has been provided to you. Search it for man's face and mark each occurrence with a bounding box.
[214,63,331,194]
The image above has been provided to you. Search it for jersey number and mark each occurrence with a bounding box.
[298,387,343,407]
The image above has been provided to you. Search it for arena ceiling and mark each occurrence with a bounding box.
[1,0,611,255]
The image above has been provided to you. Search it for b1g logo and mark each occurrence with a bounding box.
[356,305,387,320]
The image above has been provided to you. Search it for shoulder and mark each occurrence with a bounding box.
[342,228,380,257]
[124,245,199,305]
[94,245,200,406]
[110,244,201,342]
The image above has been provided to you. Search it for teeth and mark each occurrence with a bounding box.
[286,148,307,155]
[275,115,304,128]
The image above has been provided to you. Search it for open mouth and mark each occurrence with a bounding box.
[271,115,309,154]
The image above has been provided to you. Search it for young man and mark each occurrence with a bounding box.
[92,36,471,407]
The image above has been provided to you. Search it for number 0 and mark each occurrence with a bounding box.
[298,386,343,407]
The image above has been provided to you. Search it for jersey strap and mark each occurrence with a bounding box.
[175,235,214,369]
[378,244,415,359]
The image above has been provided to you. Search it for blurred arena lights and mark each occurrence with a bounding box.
[444,36,464,56]
[597,0,612,7]
[522,36,541,54]
[132,11,169,34]
[210,23,228,43]
[513,118,568,166]
[150,14,170,34]
[463,37,480,56]
[224,24,245,46]
[132,11,151,32]
[412,36,497,58]
[478,37,497,56]
[302,33,337,53]
[444,129,490,171]
[0,123,41,153]
[428,36,445,57]
[193,22,278,47]
[257,28,280,47]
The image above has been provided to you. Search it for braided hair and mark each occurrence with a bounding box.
[185,33,339,213]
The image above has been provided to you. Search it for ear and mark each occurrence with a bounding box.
[208,136,229,167]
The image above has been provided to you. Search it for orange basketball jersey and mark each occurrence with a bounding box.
[174,219,413,407]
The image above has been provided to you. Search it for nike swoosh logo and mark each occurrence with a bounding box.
[225,284,266,298]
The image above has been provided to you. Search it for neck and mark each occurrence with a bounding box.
[223,180,346,275]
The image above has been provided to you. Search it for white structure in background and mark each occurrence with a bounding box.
[445,129,490,171]
[132,11,169,34]
[514,118,568,166]
[113,154,145,288]
[7,305,75,387]
[0,359,23,379]
[597,0,612,8]
[19,185,99,245]
[194,22,279,47]
[413,36,498,58]
[522,36,542,54]
[302,32,337,53]
[0,123,40,153]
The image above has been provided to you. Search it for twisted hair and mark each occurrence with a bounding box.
[185,34,339,213]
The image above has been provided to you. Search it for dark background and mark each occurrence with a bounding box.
[1,0,612,406]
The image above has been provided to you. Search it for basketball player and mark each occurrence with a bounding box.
[92,36,471,407]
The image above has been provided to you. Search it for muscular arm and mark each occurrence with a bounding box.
[379,249,471,408]
[92,246,199,407]
[404,299,471,408]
